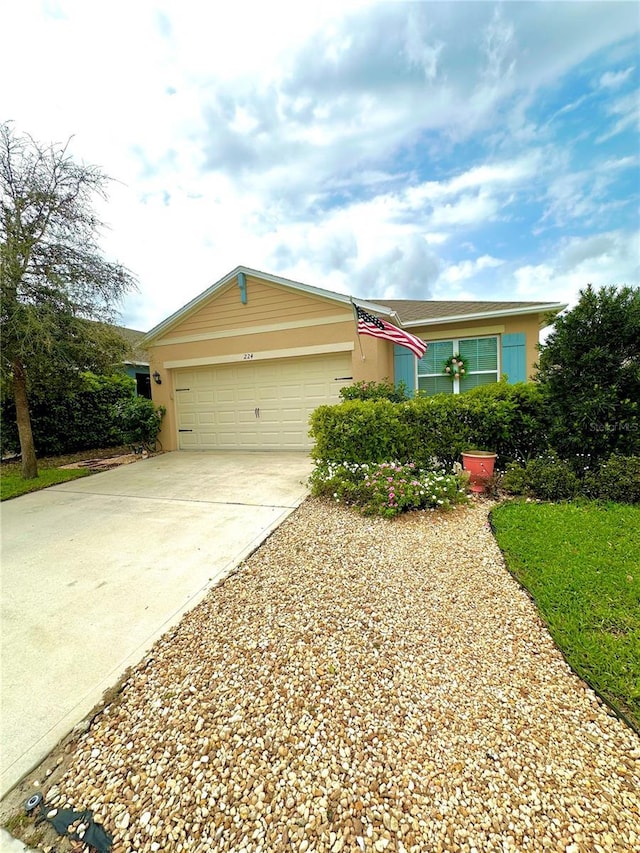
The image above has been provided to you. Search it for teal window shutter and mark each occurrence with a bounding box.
[394,345,415,395]
[501,333,526,383]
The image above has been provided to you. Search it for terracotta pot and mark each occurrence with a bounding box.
[461,451,497,494]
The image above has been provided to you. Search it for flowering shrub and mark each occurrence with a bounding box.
[309,460,468,518]
[501,453,579,501]
[339,379,410,403]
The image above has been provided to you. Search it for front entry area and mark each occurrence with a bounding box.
[174,352,350,450]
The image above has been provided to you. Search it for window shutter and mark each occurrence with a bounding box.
[501,333,526,383]
[394,345,415,394]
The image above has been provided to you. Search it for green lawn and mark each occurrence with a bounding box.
[492,500,640,732]
[0,446,130,501]
[1,466,92,500]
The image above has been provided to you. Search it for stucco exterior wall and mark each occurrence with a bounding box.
[147,277,392,450]
[146,270,549,450]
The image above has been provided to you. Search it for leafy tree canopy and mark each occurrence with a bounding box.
[536,284,640,461]
[1,122,137,477]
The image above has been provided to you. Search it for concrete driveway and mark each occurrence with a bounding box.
[0,451,312,798]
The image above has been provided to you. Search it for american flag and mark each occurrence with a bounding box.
[354,304,428,359]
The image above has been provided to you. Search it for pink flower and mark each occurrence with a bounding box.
[445,366,451,373]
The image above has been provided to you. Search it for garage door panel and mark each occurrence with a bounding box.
[175,352,350,450]
[257,383,281,398]
[236,388,255,403]
[217,412,238,425]
[179,433,199,448]
[238,410,258,423]
[196,391,215,404]
[281,408,304,421]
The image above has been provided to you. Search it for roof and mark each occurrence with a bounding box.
[369,299,566,327]
[143,265,566,342]
[114,325,149,365]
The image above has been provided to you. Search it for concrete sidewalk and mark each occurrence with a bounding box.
[0,451,312,798]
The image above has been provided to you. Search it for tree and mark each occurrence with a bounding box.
[1,123,137,478]
[536,284,640,462]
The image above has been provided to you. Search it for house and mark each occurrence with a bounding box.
[143,266,565,452]
[114,325,152,398]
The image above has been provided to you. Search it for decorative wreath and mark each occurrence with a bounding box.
[443,353,468,379]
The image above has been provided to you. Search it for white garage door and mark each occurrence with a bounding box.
[174,352,351,450]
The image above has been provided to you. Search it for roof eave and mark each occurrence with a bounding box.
[400,303,567,329]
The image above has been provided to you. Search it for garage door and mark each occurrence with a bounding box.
[174,352,351,450]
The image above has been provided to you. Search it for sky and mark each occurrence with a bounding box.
[1,0,639,332]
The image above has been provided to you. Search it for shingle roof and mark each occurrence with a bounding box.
[143,264,566,342]
[368,299,563,325]
[114,325,149,364]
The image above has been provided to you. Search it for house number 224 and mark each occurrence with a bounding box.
[243,353,254,360]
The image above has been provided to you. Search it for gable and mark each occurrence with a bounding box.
[153,273,351,344]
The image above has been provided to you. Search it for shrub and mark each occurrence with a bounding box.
[310,400,410,465]
[0,372,135,456]
[536,284,640,463]
[310,381,549,470]
[339,379,410,402]
[309,460,467,518]
[583,455,640,504]
[500,462,530,496]
[308,461,371,504]
[463,381,551,463]
[118,397,166,449]
[501,453,580,501]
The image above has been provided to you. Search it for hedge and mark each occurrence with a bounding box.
[309,381,549,469]
[1,372,136,457]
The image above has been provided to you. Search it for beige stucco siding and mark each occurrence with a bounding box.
[166,276,347,338]
[148,280,393,450]
[147,272,547,450]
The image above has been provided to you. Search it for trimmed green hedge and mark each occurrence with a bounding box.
[309,381,549,469]
[502,453,640,503]
[1,372,136,456]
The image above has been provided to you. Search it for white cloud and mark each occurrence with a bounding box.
[0,0,637,332]
[350,236,440,300]
[514,230,640,309]
[599,66,635,89]
[441,255,504,285]
[596,91,640,142]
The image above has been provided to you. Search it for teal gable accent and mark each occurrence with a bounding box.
[237,271,247,304]
[501,333,526,383]
[394,345,416,394]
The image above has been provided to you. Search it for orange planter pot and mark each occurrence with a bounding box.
[461,451,497,494]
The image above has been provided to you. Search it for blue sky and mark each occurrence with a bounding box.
[1,0,638,331]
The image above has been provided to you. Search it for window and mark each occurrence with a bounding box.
[418,336,499,395]
[136,372,152,399]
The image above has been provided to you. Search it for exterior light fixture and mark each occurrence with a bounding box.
[152,371,162,385]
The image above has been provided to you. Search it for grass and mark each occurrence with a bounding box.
[0,445,131,501]
[491,500,640,732]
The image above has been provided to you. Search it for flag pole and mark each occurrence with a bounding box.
[350,297,366,360]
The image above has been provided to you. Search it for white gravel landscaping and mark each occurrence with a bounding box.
[39,499,639,852]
